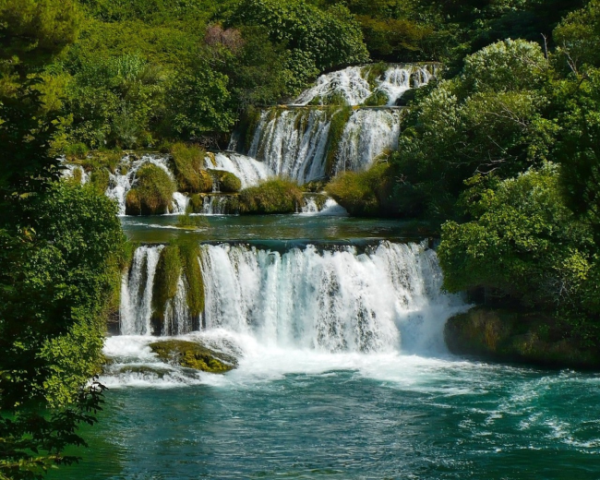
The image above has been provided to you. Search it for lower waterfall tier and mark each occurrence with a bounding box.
[119,241,466,354]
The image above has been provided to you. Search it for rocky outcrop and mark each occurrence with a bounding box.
[149,340,238,373]
[445,308,600,369]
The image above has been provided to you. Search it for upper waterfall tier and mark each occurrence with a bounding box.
[293,64,439,107]
[244,107,402,183]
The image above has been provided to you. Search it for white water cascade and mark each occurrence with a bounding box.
[293,64,438,107]
[205,152,273,189]
[246,108,403,183]
[119,242,465,354]
[334,109,402,174]
[247,109,333,183]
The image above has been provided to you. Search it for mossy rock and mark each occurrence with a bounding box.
[149,340,237,373]
[207,169,242,193]
[363,90,389,107]
[170,143,213,193]
[125,163,175,215]
[239,179,303,214]
[445,307,600,369]
[89,168,110,194]
[303,193,328,210]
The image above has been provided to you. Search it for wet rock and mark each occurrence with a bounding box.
[149,340,238,373]
[445,308,600,369]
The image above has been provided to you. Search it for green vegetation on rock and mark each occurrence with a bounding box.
[445,308,600,369]
[151,245,182,335]
[125,163,175,215]
[170,143,212,193]
[207,169,242,193]
[326,162,394,217]
[149,340,237,373]
[239,179,303,214]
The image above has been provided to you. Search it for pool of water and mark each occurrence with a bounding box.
[51,351,600,480]
[120,214,434,244]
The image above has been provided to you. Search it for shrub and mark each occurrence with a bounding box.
[88,168,110,194]
[151,245,182,335]
[125,163,175,215]
[207,169,242,193]
[239,179,303,214]
[170,143,211,193]
[326,162,394,216]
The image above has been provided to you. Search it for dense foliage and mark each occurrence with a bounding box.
[0,2,126,478]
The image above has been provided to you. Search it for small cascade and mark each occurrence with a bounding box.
[120,245,164,336]
[334,109,401,174]
[171,192,190,214]
[205,152,272,189]
[247,109,332,183]
[246,108,402,182]
[293,64,438,107]
[300,194,348,216]
[61,163,89,184]
[119,241,465,354]
[106,155,173,215]
[202,195,239,215]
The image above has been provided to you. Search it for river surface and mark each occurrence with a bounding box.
[50,215,600,479]
[51,352,600,479]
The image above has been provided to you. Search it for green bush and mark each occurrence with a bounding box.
[89,168,110,194]
[326,162,394,217]
[207,169,242,193]
[170,143,212,193]
[151,245,182,335]
[125,163,175,215]
[438,165,595,312]
[239,179,303,214]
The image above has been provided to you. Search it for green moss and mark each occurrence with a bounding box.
[324,107,352,177]
[189,193,205,213]
[125,163,176,215]
[89,168,110,194]
[178,240,205,318]
[363,90,390,107]
[239,179,303,214]
[170,143,211,193]
[207,169,242,193]
[325,162,394,217]
[81,150,123,174]
[238,106,262,151]
[149,340,237,373]
[365,62,388,88]
[301,179,328,192]
[176,214,209,230]
[151,245,182,335]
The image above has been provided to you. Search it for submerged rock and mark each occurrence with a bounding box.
[445,308,600,369]
[149,340,238,373]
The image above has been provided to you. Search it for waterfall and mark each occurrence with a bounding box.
[334,109,401,174]
[120,245,164,336]
[119,241,465,353]
[293,64,438,107]
[202,195,238,215]
[106,155,173,216]
[247,109,332,183]
[205,152,272,189]
[247,108,403,182]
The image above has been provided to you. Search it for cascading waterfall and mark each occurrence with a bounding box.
[120,245,164,336]
[246,108,403,183]
[202,195,238,215]
[247,109,332,183]
[106,155,174,216]
[205,152,272,189]
[334,109,402,174]
[119,241,465,354]
[293,64,438,107]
